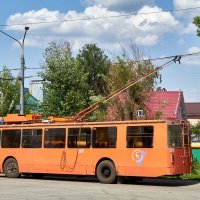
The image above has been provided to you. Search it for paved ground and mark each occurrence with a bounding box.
[0,174,199,200]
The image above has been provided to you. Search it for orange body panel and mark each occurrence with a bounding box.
[0,120,192,177]
[3,114,27,123]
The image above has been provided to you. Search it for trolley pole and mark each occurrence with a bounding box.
[20,26,29,115]
[0,27,29,115]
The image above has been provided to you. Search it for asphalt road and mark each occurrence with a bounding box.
[0,174,199,200]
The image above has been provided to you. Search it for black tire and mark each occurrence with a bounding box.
[3,158,20,178]
[96,160,117,184]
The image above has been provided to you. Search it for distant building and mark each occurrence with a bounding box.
[185,102,200,125]
[145,90,187,120]
[24,88,40,112]
[29,80,44,102]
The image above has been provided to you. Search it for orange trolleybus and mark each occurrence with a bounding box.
[0,115,191,183]
[0,57,192,183]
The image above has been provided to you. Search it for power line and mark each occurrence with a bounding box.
[0,67,43,71]
[1,51,200,73]
[113,51,200,64]
[148,51,200,62]
[25,67,42,70]
[8,68,19,71]
[0,75,35,81]
[0,77,17,81]
[1,6,200,27]
[0,51,198,81]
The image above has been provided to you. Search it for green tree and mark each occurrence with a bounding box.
[77,43,110,105]
[104,44,161,120]
[193,16,200,37]
[191,121,200,141]
[40,42,88,117]
[0,66,20,116]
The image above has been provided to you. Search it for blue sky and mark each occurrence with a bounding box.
[0,0,200,102]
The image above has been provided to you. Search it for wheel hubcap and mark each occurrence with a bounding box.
[7,163,17,174]
[103,167,111,177]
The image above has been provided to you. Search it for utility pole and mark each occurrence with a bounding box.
[0,26,29,115]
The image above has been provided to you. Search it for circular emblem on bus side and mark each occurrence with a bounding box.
[132,150,146,166]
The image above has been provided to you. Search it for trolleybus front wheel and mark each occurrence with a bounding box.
[3,158,20,178]
[96,160,117,184]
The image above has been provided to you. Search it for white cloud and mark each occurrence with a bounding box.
[82,0,154,12]
[132,6,179,34]
[182,46,200,65]
[174,0,200,10]
[187,46,200,53]
[5,5,179,49]
[173,0,200,36]
[174,0,200,20]
[135,35,158,46]
[182,22,196,34]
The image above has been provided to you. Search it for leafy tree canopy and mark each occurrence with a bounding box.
[77,43,110,99]
[40,42,88,117]
[40,42,110,118]
[0,66,20,116]
[191,121,200,141]
[104,44,161,120]
[193,16,200,37]
[40,42,161,121]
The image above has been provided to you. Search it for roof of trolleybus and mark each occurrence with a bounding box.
[0,118,182,129]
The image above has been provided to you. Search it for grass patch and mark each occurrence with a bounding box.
[181,169,200,180]
[180,170,200,181]
[181,158,200,180]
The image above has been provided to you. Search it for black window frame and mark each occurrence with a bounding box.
[126,126,154,148]
[44,128,66,148]
[22,129,42,148]
[68,128,91,148]
[1,129,21,148]
[92,127,117,148]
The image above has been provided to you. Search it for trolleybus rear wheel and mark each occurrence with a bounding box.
[96,160,116,184]
[3,158,20,178]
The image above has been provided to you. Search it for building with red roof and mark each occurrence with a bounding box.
[145,90,187,120]
[106,90,187,121]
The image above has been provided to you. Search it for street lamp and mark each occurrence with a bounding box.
[0,26,29,115]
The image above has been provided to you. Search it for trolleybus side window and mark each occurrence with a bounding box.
[1,129,21,148]
[126,126,154,148]
[68,128,91,148]
[44,128,66,148]
[22,129,42,148]
[168,125,183,147]
[92,127,117,148]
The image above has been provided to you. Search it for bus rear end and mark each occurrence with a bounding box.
[167,121,192,175]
